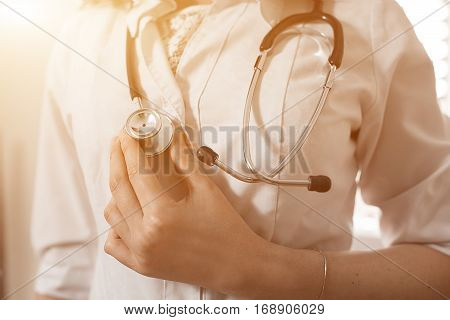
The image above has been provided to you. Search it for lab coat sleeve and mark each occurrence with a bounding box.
[31,26,97,299]
[357,1,450,255]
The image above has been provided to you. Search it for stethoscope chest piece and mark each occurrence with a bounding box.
[125,108,175,157]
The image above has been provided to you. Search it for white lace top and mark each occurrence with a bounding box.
[157,4,210,73]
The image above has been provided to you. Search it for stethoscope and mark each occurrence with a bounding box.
[125,0,344,193]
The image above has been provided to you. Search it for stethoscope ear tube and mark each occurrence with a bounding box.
[260,11,344,69]
[237,52,336,192]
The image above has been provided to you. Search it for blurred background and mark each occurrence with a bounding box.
[0,0,449,299]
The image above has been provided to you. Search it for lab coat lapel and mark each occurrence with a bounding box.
[127,0,186,122]
[139,20,187,122]
[174,0,250,146]
[127,0,176,36]
[129,0,287,125]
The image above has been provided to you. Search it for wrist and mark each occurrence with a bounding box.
[220,235,325,299]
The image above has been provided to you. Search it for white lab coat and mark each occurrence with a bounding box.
[32,0,450,299]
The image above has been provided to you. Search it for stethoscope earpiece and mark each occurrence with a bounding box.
[308,176,332,193]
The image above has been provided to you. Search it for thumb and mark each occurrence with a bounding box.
[169,128,205,180]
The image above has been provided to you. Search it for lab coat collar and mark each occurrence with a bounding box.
[127,0,176,37]
[259,0,286,26]
[127,0,285,37]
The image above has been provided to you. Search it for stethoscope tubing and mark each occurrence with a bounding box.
[124,2,343,193]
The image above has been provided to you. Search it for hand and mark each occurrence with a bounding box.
[104,128,266,294]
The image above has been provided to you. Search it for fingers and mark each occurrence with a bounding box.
[104,230,137,270]
[110,137,143,227]
[169,130,211,190]
[169,130,197,175]
[118,129,173,208]
[103,199,130,243]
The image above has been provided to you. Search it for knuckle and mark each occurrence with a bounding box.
[109,174,122,194]
[104,239,113,255]
[133,232,153,255]
[134,221,161,250]
[109,148,125,194]
[146,224,161,242]
[119,132,133,154]
[103,204,113,223]
[145,223,162,240]
[127,161,139,180]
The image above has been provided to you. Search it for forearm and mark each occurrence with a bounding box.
[323,245,450,299]
[228,241,450,299]
[33,292,63,300]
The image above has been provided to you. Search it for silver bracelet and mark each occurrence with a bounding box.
[317,250,327,299]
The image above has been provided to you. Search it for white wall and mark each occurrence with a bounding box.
[0,0,79,299]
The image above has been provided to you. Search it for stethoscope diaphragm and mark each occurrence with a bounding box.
[125,108,175,157]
